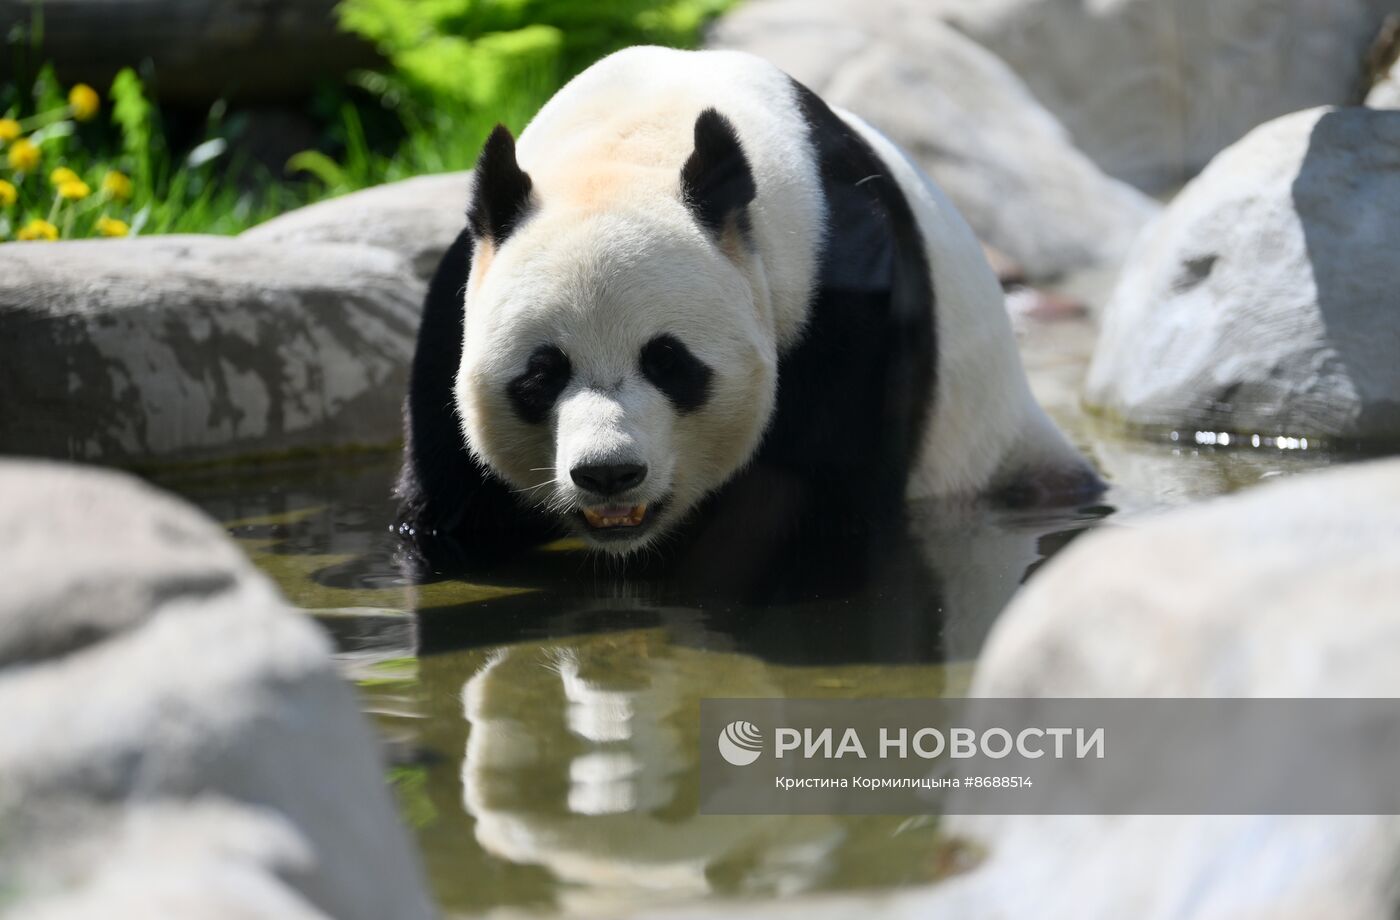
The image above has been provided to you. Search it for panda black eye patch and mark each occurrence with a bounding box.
[640,335,712,413]
[507,345,571,423]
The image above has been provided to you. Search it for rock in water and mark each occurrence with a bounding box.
[1085,106,1400,443]
[976,459,1400,696]
[708,0,1158,280]
[0,237,421,466]
[0,460,433,920]
[942,459,1400,920]
[949,0,1400,191]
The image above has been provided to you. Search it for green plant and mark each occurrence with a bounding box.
[0,61,301,241]
[1,3,318,241]
[0,0,734,240]
[288,0,734,194]
[0,64,134,241]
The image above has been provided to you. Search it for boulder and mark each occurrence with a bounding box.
[951,459,1400,920]
[242,172,473,283]
[975,458,1400,697]
[0,236,422,466]
[1085,107,1400,442]
[0,0,378,104]
[10,802,332,920]
[708,0,1158,280]
[948,0,1400,191]
[0,460,433,920]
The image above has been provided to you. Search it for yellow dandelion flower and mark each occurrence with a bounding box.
[97,215,130,237]
[0,179,16,207]
[7,138,40,172]
[68,84,100,122]
[17,218,59,241]
[0,118,20,143]
[101,170,133,201]
[57,179,91,201]
[50,166,80,186]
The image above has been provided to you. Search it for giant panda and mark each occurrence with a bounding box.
[396,46,1102,565]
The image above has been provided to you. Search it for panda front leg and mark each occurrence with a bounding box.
[395,227,562,569]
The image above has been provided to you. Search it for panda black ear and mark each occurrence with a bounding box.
[467,124,534,245]
[680,109,756,239]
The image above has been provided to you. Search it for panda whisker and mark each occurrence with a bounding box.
[645,528,681,565]
[539,489,574,512]
[510,477,560,496]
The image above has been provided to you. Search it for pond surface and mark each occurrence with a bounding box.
[158,312,1338,918]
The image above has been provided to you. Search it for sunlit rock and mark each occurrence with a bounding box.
[1085,107,1400,443]
[708,0,1158,280]
[0,460,433,920]
[948,0,1400,191]
[0,237,421,465]
[14,802,332,920]
[977,458,1400,696]
[942,459,1400,920]
[243,172,473,283]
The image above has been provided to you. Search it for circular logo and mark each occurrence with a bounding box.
[717,720,764,766]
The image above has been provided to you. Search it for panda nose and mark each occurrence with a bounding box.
[570,462,648,497]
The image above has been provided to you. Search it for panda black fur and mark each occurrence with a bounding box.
[396,47,1102,561]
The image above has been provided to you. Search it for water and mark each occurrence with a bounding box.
[158,313,1339,917]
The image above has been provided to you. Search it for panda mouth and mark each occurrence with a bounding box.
[580,503,649,530]
[574,500,668,543]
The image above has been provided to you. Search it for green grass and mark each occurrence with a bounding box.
[0,0,733,243]
[0,62,300,241]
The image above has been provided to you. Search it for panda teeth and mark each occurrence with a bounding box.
[583,503,648,528]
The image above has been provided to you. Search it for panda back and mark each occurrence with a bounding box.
[834,108,1103,503]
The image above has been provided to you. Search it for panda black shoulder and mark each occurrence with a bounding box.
[750,79,937,514]
[395,227,561,563]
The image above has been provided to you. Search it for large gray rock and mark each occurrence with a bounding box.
[0,0,377,104]
[954,459,1400,920]
[243,172,472,283]
[11,802,332,920]
[1085,107,1400,442]
[709,0,1158,280]
[0,461,433,920]
[949,0,1400,191]
[976,458,1400,696]
[0,236,422,465]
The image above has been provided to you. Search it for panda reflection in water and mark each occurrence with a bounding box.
[396,47,1103,566]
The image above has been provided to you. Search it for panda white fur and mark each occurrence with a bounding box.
[396,46,1101,561]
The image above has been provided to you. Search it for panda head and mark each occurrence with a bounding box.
[454,110,779,555]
